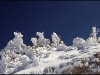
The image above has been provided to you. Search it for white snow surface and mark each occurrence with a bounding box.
[15,45,100,74]
[1,27,100,74]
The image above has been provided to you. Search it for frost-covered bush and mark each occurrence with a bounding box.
[36,32,45,47]
[31,37,37,46]
[31,32,51,48]
[90,27,97,41]
[44,39,51,48]
[87,26,99,45]
[12,32,23,48]
[72,37,86,49]
[57,44,67,51]
[4,32,24,51]
[86,37,97,45]
[51,32,63,48]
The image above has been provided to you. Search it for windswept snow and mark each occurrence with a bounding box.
[1,26,100,74]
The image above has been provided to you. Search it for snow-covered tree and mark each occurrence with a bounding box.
[36,32,45,47]
[90,27,97,41]
[31,32,51,48]
[13,32,23,48]
[73,27,100,48]
[5,32,24,51]
[86,26,99,45]
[89,26,100,44]
[86,37,97,45]
[51,32,63,47]
[72,37,86,49]
[31,37,37,46]
[73,37,86,45]
[43,39,51,48]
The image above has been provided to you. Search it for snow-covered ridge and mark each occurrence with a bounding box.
[1,27,100,74]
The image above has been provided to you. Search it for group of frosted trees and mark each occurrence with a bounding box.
[0,31,65,74]
[31,26,100,50]
[0,26,100,74]
[31,32,64,48]
[72,27,100,49]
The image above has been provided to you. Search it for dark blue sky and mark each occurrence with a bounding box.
[0,1,100,50]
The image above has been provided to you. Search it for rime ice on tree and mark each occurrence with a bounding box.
[31,38,37,46]
[51,32,61,47]
[90,27,97,43]
[31,32,51,48]
[13,32,24,49]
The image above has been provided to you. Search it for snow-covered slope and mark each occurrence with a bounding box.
[1,27,100,74]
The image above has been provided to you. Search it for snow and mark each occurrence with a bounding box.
[1,26,100,74]
[31,38,37,46]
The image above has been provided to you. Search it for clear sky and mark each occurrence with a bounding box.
[0,1,100,50]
